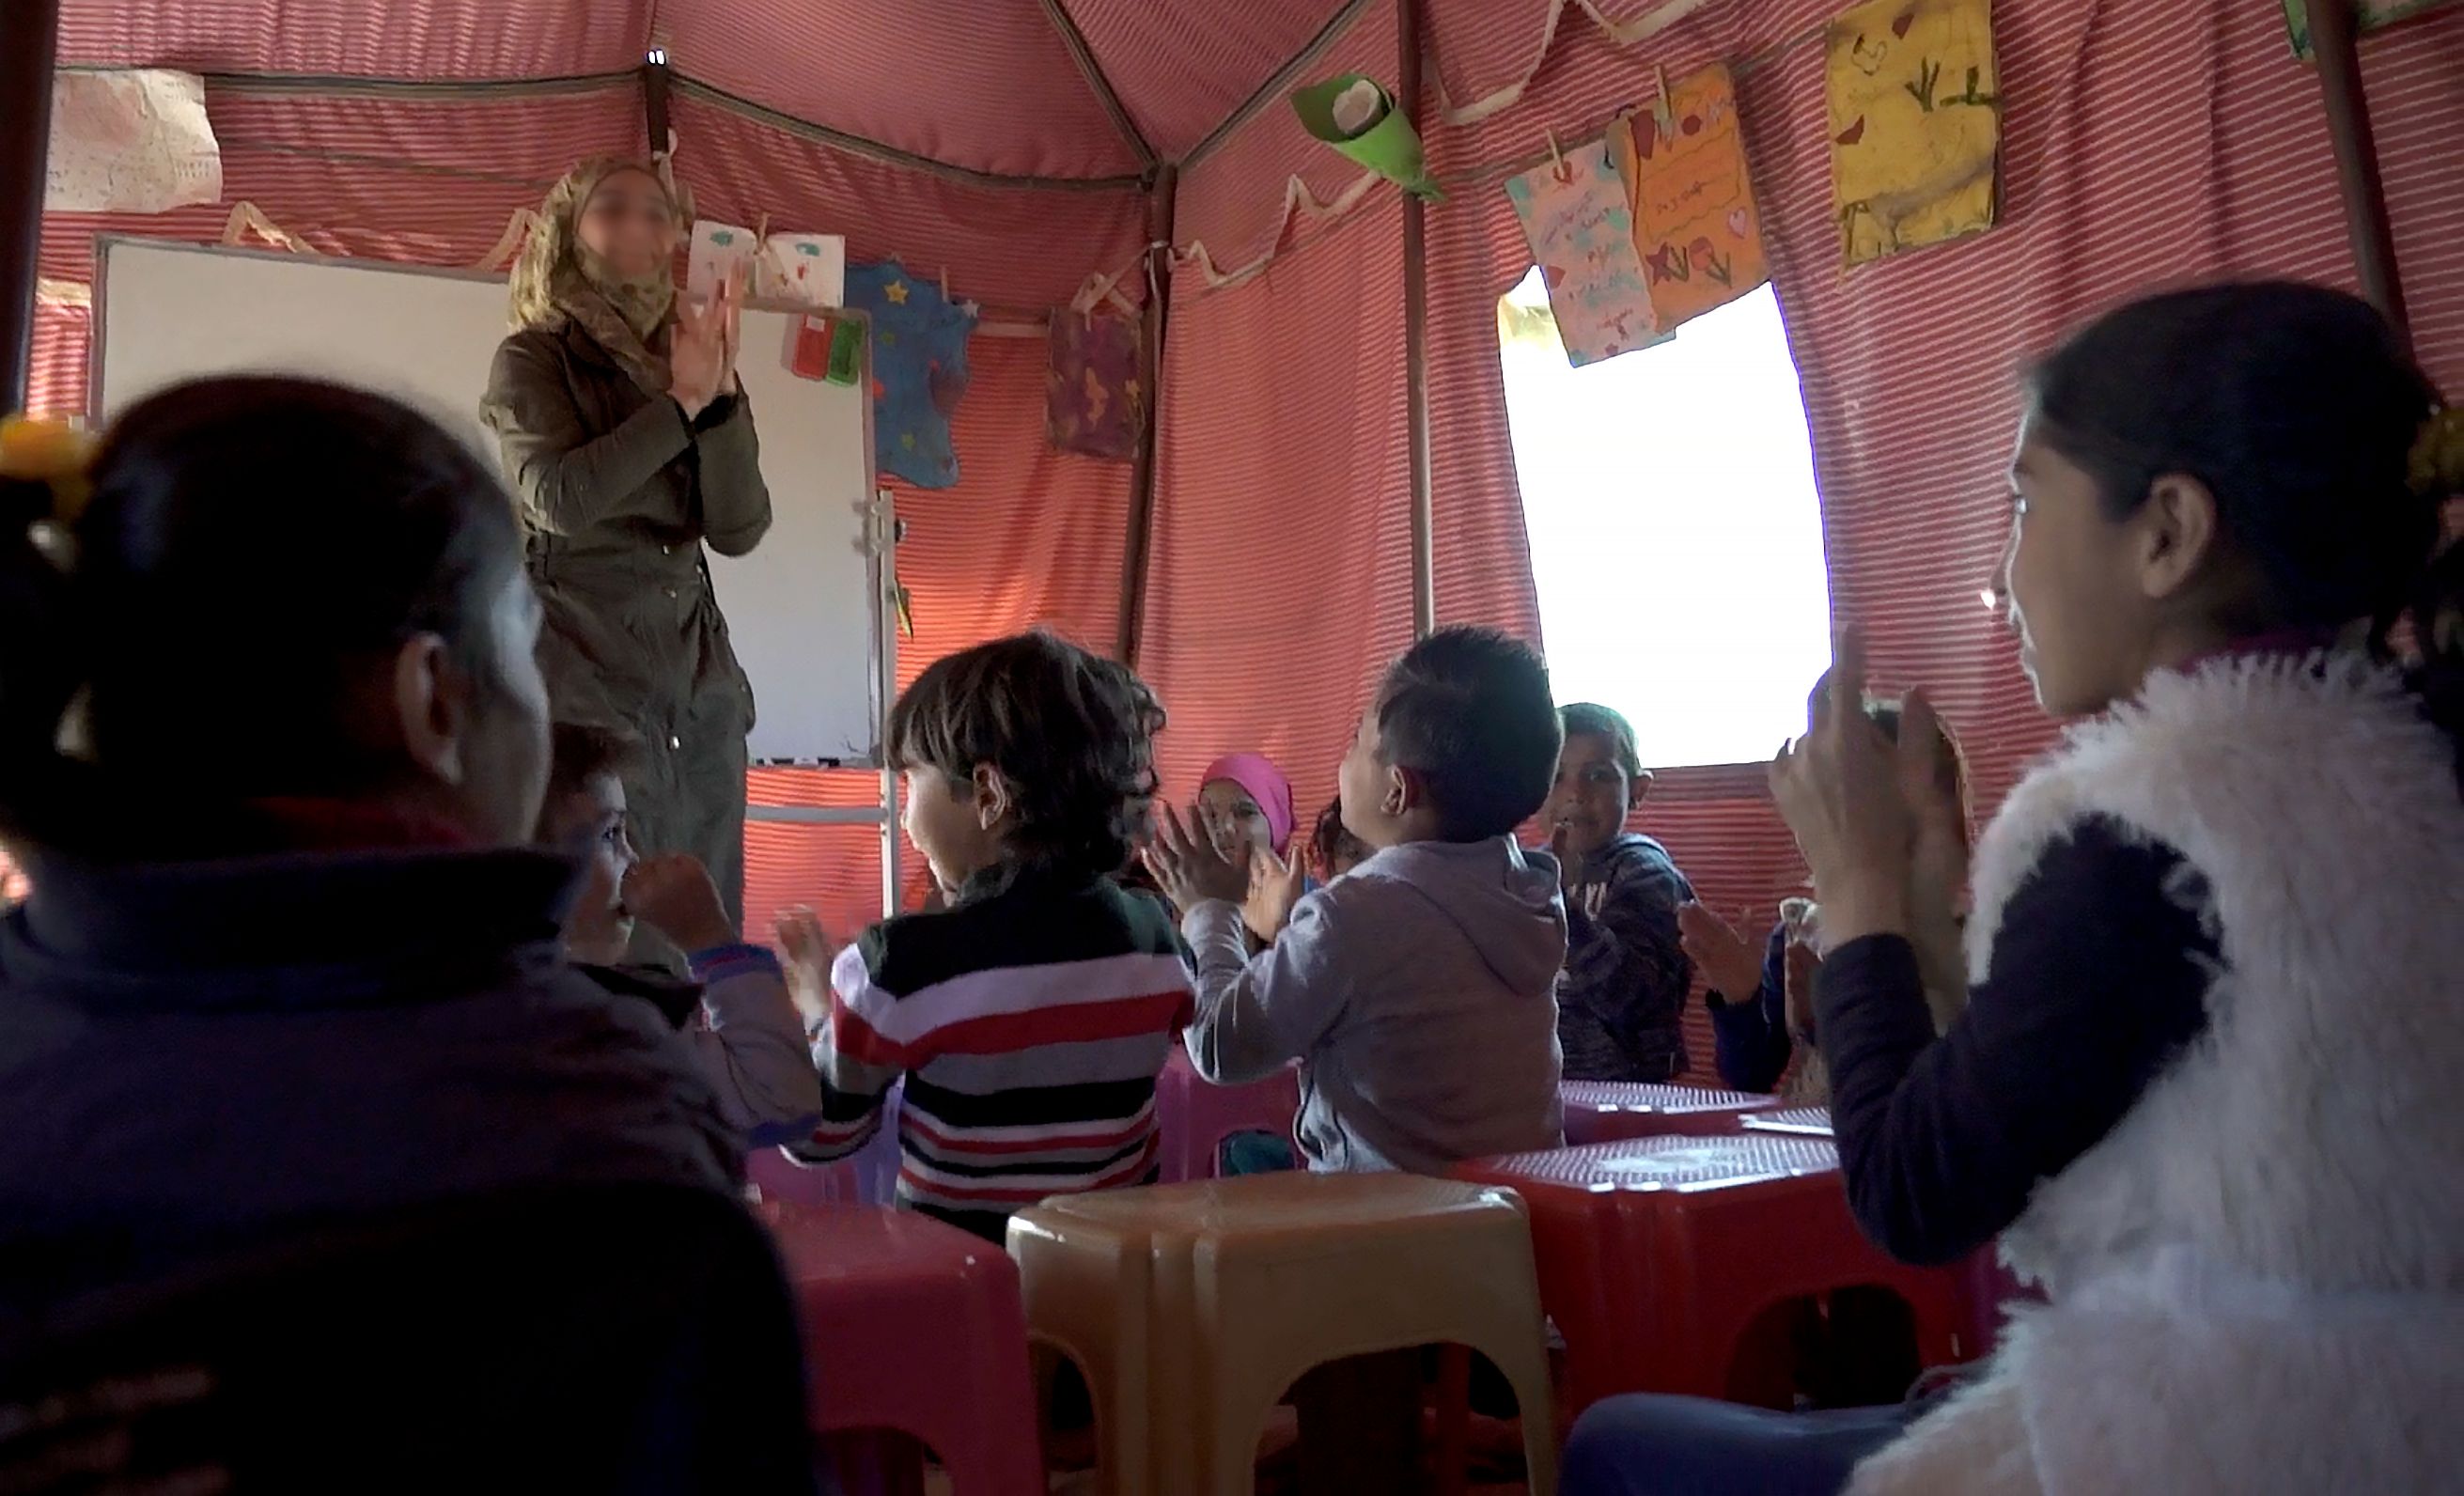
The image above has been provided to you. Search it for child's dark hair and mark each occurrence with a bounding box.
[887,631,1165,880]
[2026,281,2461,771]
[543,723,640,815]
[1310,798,1368,874]
[1558,702,1643,780]
[0,377,523,861]
[1373,626,1560,841]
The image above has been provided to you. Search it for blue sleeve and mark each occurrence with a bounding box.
[1818,820,2216,1266]
[1709,924,1792,1092]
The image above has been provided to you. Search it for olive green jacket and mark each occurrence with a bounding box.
[482,319,770,921]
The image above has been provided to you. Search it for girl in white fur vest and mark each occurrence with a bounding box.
[1562,282,2464,1496]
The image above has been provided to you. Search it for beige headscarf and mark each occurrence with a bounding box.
[508,156,692,396]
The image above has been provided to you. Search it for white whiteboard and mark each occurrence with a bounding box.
[92,237,885,767]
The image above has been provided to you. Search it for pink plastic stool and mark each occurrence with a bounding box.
[761,1202,1044,1495]
[1560,1082,1778,1144]
[1154,1046,1301,1182]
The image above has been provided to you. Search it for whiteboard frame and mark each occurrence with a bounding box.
[87,235,899,918]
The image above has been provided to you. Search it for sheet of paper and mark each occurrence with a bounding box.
[756,232,847,308]
[1826,0,2001,268]
[1609,62,1770,335]
[1505,144,1658,366]
[686,219,759,303]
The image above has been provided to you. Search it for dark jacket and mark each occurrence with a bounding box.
[1552,833,1694,1083]
[0,847,741,1312]
[481,319,771,920]
[1708,922,1792,1092]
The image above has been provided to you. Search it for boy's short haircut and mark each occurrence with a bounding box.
[542,721,640,819]
[1373,626,1561,842]
[887,631,1166,880]
[1558,702,1643,780]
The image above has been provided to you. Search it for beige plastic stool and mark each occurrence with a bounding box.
[1007,1171,1559,1496]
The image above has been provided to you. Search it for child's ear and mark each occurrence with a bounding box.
[1382,762,1414,818]
[970,763,1012,829]
[1630,769,1656,803]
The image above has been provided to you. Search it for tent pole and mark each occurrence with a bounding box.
[0,0,59,411]
[2299,0,2409,342]
[1116,164,1177,667]
[1400,0,1435,637]
[641,48,673,156]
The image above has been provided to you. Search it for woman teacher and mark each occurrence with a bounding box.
[484,156,769,927]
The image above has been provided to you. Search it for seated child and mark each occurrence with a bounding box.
[1310,799,1371,880]
[1197,752,1304,950]
[1680,697,1971,1101]
[537,723,823,1146]
[1146,627,1567,1174]
[1541,703,1696,1083]
[788,632,1193,1243]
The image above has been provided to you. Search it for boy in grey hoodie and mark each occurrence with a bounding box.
[1145,628,1569,1174]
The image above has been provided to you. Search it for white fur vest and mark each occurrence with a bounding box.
[1849,653,2464,1496]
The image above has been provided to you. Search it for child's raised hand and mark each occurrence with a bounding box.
[774,905,838,1027]
[1677,901,1767,1003]
[1244,842,1309,942]
[1141,802,1253,912]
[623,853,737,955]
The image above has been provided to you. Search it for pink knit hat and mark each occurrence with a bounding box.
[1199,753,1297,855]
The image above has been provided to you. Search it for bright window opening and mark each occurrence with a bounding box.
[1499,271,1833,770]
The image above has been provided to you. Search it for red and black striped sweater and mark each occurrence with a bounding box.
[790,862,1193,1242]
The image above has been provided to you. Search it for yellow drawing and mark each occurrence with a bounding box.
[1825,0,2000,268]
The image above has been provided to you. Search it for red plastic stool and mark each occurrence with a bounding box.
[1559,1082,1778,1144]
[1155,1046,1302,1181]
[1455,1135,1969,1422]
[761,1202,1044,1495]
[1727,1108,2038,1355]
[1739,1104,1834,1138]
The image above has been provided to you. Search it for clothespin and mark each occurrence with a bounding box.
[938,266,951,304]
[1546,129,1569,183]
[1651,66,1675,139]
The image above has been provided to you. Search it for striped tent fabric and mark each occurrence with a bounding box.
[18,0,2464,1064]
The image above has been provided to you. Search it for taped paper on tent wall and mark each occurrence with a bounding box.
[1826,0,2001,269]
[1292,74,1445,200]
[2283,0,2456,57]
[47,69,220,213]
[755,232,846,307]
[686,219,759,302]
[1608,62,1770,335]
[1505,143,1660,366]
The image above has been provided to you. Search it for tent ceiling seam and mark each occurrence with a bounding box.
[1038,0,1158,170]
[1178,0,1376,171]
[668,74,1146,192]
[60,65,639,101]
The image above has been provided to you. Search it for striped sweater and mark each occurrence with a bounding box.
[792,863,1194,1241]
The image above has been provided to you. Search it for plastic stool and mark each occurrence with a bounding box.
[1455,1135,1966,1422]
[1739,1104,1834,1138]
[1559,1082,1778,1144]
[762,1202,1043,1495]
[1154,1046,1302,1182]
[1007,1171,1560,1496]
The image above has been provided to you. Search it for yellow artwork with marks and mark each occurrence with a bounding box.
[1825,0,2000,268]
